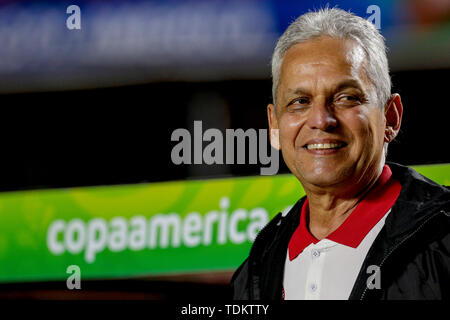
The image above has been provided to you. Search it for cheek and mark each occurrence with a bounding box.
[278,114,305,147]
[343,109,384,152]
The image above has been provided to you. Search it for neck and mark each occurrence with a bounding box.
[305,164,384,240]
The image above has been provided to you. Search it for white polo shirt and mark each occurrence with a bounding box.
[283,165,402,300]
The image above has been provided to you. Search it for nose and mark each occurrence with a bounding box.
[305,99,338,131]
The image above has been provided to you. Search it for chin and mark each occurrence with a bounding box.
[296,162,354,188]
[302,174,343,188]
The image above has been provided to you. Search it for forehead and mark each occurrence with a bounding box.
[280,36,368,90]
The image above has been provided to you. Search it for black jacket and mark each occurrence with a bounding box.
[230,162,450,300]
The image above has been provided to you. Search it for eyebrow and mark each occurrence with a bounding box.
[285,79,366,105]
[334,79,364,93]
[286,79,364,98]
[286,86,311,97]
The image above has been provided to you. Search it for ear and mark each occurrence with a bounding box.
[384,94,403,143]
[267,103,280,150]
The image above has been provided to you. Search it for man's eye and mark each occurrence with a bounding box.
[294,97,310,105]
[286,97,310,112]
[335,95,362,105]
[342,95,359,101]
[288,97,310,107]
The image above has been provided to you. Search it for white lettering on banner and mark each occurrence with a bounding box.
[183,212,203,247]
[85,218,108,263]
[108,217,127,252]
[129,216,146,250]
[229,209,247,244]
[46,220,65,254]
[149,214,181,248]
[46,197,269,263]
[65,219,85,254]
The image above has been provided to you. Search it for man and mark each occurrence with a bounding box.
[230,8,450,300]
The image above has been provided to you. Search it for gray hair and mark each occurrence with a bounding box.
[271,8,391,108]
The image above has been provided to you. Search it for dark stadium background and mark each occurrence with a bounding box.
[1,69,449,193]
[0,0,449,300]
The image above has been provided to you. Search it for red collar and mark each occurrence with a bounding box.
[288,165,402,261]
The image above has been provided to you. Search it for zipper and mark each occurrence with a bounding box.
[360,209,447,300]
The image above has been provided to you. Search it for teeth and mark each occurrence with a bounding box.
[306,143,343,150]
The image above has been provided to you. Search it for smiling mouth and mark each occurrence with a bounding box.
[304,142,347,150]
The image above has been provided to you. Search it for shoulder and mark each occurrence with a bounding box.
[250,198,305,261]
[388,162,450,203]
[387,162,450,228]
[229,197,305,299]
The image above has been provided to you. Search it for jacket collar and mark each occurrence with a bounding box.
[282,162,450,250]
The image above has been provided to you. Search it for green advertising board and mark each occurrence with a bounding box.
[0,164,449,283]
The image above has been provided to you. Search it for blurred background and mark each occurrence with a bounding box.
[0,0,449,300]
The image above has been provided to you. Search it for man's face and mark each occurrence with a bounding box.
[268,36,388,192]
